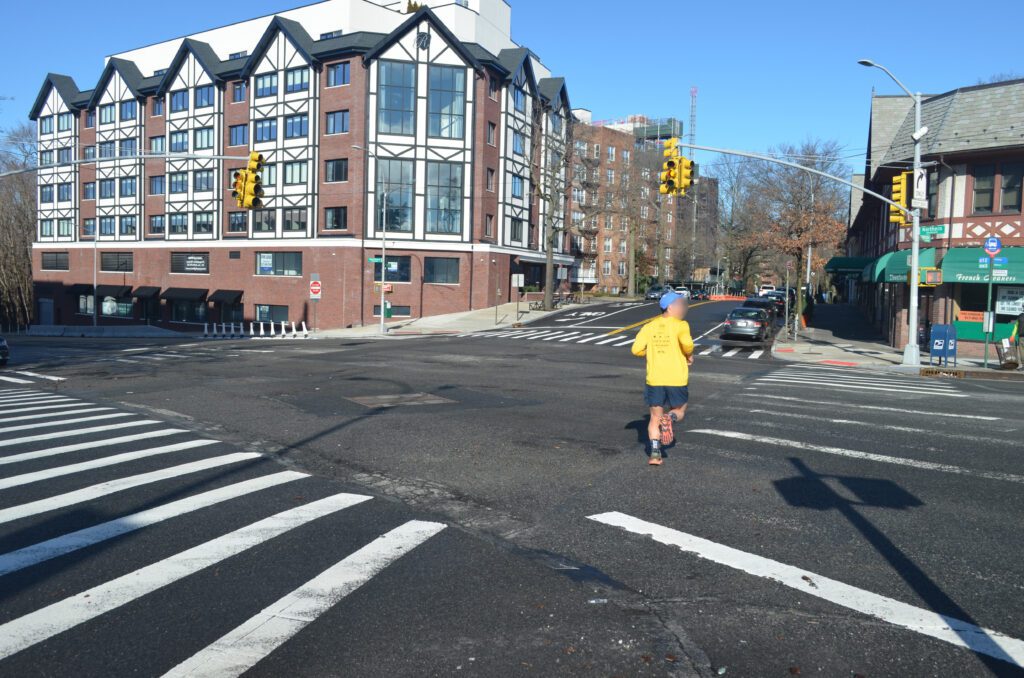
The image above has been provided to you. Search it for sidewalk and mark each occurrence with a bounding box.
[316,301,576,339]
[771,303,1024,381]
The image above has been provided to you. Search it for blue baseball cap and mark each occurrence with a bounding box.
[659,291,686,310]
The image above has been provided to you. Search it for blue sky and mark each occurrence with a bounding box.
[3,0,1021,173]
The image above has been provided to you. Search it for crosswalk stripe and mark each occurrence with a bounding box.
[0,389,29,395]
[756,377,964,397]
[0,428,191,466]
[0,491,372,660]
[0,439,221,490]
[613,339,634,347]
[10,371,65,382]
[0,471,309,577]
[0,452,261,526]
[722,348,741,357]
[116,359,141,364]
[699,346,718,356]
[779,366,959,388]
[0,397,75,408]
[0,412,131,435]
[0,393,73,403]
[544,332,580,341]
[575,334,605,344]
[588,512,1024,667]
[594,336,624,345]
[137,355,166,361]
[526,331,563,340]
[0,402,92,416]
[0,376,34,384]
[0,419,161,449]
[738,393,999,420]
[0,406,105,424]
[151,353,188,359]
[749,350,764,360]
[563,333,594,342]
[162,519,446,677]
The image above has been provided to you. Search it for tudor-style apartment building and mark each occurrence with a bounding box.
[30,0,574,329]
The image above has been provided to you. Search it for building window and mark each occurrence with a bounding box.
[119,216,137,236]
[619,240,626,254]
[927,170,939,219]
[511,218,523,241]
[255,304,289,323]
[119,137,137,157]
[325,159,348,183]
[85,110,96,128]
[1001,162,1024,213]
[373,304,411,318]
[119,176,136,198]
[194,85,214,109]
[194,212,214,234]
[169,131,188,153]
[376,158,414,232]
[254,118,277,143]
[284,114,308,139]
[120,100,137,121]
[426,162,463,234]
[283,208,307,232]
[488,76,499,100]
[378,61,416,136]
[256,251,302,276]
[152,99,164,116]
[232,82,247,103]
[326,110,349,135]
[57,183,73,202]
[285,67,309,93]
[229,124,248,147]
[283,161,307,185]
[169,172,188,194]
[255,73,277,98]
[424,257,459,284]
[511,175,524,199]
[39,116,53,134]
[83,182,96,200]
[325,206,347,230]
[171,300,207,324]
[193,170,214,192]
[57,219,73,237]
[972,165,995,215]
[169,213,188,235]
[513,87,526,113]
[427,65,466,139]
[57,112,74,131]
[41,251,70,271]
[253,209,276,233]
[99,104,115,124]
[487,122,496,145]
[550,111,563,135]
[59,144,74,162]
[228,212,248,233]
[604,237,612,253]
[373,255,411,283]
[78,294,94,315]
[618,261,626,276]
[151,135,165,154]
[327,62,350,87]
[40,219,53,237]
[171,250,210,273]
[512,131,525,155]
[194,127,214,150]
[83,218,96,236]
[98,141,115,158]
[262,164,277,189]
[99,217,115,236]
[485,214,494,237]
[102,252,134,272]
[98,179,115,199]
[39,150,54,166]
[603,261,611,276]
[149,215,165,234]
[487,168,495,191]
[170,90,188,113]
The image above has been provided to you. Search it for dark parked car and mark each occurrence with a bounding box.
[741,297,778,325]
[721,308,771,341]
[0,337,8,366]
[645,285,666,301]
[765,290,788,316]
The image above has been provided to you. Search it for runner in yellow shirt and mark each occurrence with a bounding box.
[631,291,694,465]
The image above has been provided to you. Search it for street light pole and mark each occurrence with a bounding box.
[858,59,925,366]
[354,145,391,335]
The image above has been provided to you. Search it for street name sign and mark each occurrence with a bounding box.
[368,257,382,263]
[920,225,943,236]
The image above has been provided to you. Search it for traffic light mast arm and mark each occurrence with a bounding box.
[0,151,259,179]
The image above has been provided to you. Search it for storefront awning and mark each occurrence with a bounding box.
[66,284,94,296]
[160,287,208,301]
[95,285,132,298]
[132,286,161,299]
[862,249,936,283]
[941,246,1024,284]
[208,289,243,304]
[825,256,874,273]
[862,253,894,283]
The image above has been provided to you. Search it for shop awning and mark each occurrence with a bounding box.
[862,253,894,283]
[160,287,208,301]
[941,246,1024,284]
[862,249,937,283]
[66,284,94,296]
[132,286,161,299]
[825,256,874,273]
[208,289,243,304]
[95,285,132,298]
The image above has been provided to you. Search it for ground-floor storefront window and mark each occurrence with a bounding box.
[171,300,207,324]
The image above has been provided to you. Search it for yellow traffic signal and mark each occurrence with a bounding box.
[231,170,248,208]
[231,152,266,209]
[241,171,264,209]
[246,151,265,174]
[660,159,678,195]
[663,137,680,160]
[889,171,910,226]
[676,156,694,196]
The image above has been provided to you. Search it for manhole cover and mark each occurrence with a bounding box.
[346,392,456,408]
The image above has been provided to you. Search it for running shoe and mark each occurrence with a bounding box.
[659,414,675,445]
[648,449,663,466]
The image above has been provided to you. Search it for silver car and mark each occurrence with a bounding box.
[721,308,770,341]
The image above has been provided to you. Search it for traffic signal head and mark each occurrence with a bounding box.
[660,158,678,195]
[231,170,248,208]
[241,170,264,209]
[247,151,265,174]
[676,156,694,195]
[663,137,680,159]
[889,172,908,225]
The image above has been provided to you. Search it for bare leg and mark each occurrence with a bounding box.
[647,407,664,443]
[669,403,688,424]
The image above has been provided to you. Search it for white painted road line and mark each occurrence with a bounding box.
[0,452,262,526]
[613,339,635,347]
[0,412,132,435]
[755,377,965,397]
[0,394,73,405]
[0,419,160,448]
[0,397,75,409]
[527,331,565,340]
[588,512,1024,668]
[695,322,726,341]
[699,346,718,356]
[0,492,373,660]
[594,336,625,345]
[10,371,65,382]
[121,347,151,352]
[749,350,764,360]
[115,358,141,364]
[722,348,741,357]
[162,519,447,677]
[689,429,1024,484]
[575,334,605,344]
[0,402,93,416]
[740,409,1014,444]
[0,471,309,577]
[739,394,1000,421]
[0,429,201,466]
[545,332,581,342]
[562,333,594,342]
[776,368,960,389]
[0,406,110,425]
[0,376,34,385]
[152,353,188,359]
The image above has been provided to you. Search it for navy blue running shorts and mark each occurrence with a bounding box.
[644,385,689,409]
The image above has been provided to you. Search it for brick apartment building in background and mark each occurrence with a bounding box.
[30,0,574,330]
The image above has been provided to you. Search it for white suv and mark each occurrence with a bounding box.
[758,284,777,297]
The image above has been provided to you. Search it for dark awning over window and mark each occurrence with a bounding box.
[66,284,94,296]
[132,286,161,299]
[160,287,208,301]
[208,289,243,304]
[824,256,874,274]
[95,285,132,298]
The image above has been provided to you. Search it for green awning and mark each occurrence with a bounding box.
[862,249,937,283]
[862,252,894,283]
[825,256,874,273]
[941,246,1024,284]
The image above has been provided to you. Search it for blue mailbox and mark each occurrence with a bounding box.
[929,324,957,367]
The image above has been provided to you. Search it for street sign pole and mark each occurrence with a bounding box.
[983,237,1002,368]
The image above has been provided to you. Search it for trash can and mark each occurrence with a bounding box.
[995,339,1020,370]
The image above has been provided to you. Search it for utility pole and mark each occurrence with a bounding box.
[688,87,698,283]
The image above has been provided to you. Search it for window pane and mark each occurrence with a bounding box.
[427,65,465,139]
[973,164,995,214]
[424,257,460,284]
[376,159,414,232]
[378,61,416,135]
[373,255,411,282]
[426,162,463,234]
[1001,162,1024,212]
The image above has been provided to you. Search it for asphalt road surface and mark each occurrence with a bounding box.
[0,312,1022,677]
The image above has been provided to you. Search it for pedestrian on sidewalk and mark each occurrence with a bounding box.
[1015,311,1024,370]
[630,291,694,466]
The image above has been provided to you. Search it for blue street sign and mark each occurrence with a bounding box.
[985,237,1002,256]
[994,257,1008,265]
[979,257,990,264]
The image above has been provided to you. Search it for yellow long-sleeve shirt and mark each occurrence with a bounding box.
[631,316,695,386]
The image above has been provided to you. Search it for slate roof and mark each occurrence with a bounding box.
[28,73,81,119]
[538,77,567,107]
[866,95,915,180]
[497,48,531,80]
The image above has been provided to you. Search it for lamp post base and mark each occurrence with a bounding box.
[901,343,920,367]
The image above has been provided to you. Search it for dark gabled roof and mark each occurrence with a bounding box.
[87,58,146,108]
[464,43,502,70]
[315,31,387,60]
[362,7,482,72]
[496,47,538,92]
[156,39,225,95]
[241,16,316,78]
[538,77,570,111]
[72,90,94,108]
[138,75,163,94]
[215,55,249,80]
[28,73,82,120]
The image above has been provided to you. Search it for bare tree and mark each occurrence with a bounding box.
[531,103,573,310]
[0,123,37,325]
